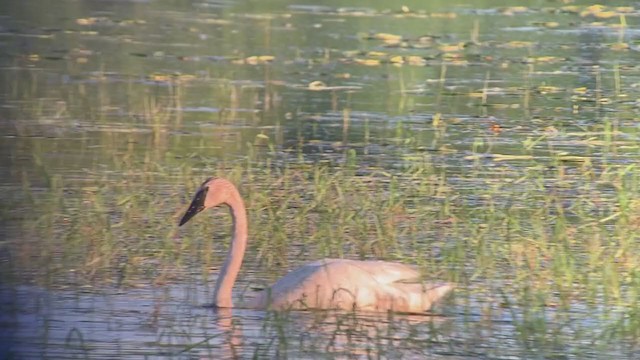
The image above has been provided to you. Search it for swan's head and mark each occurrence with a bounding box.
[178,177,236,226]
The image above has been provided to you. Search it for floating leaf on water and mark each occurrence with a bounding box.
[463,154,483,161]
[439,42,465,53]
[308,81,327,90]
[580,5,620,18]
[336,7,377,17]
[571,95,589,102]
[64,30,98,35]
[616,6,635,13]
[430,12,457,19]
[389,55,425,66]
[442,53,466,64]
[389,55,404,64]
[610,42,629,51]
[416,35,435,45]
[393,9,431,19]
[500,6,530,16]
[76,17,98,25]
[354,58,381,66]
[254,133,270,145]
[585,21,607,27]
[560,6,580,14]
[594,11,619,18]
[366,51,387,57]
[532,21,559,28]
[69,48,92,57]
[232,55,276,65]
[581,5,606,14]
[177,56,201,61]
[342,50,360,58]
[406,55,426,66]
[383,38,402,45]
[240,13,279,20]
[372,33,402,42]
[119,19,146,26]
[527,56,565,64]
[244,55,275,65]
[537,86,564,94]
[501,41,535,48]
[75,16,119,26]
[176,74,196,81]
[196,18,232,25]
[149,73,172,82]
[573,87,588,94]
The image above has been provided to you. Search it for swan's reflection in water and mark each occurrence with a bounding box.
[2,285,452,358]
[205,305,453,359]
[5,284,630,359]
[213,307,242,359]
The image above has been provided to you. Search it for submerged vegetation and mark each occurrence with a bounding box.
[3,0,640,358]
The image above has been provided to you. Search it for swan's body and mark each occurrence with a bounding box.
[179,177,453,313]
[250,258,452,312]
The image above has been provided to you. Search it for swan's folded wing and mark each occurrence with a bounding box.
[350,260,422,285]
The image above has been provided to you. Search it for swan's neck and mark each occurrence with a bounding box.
[213,191,247,308]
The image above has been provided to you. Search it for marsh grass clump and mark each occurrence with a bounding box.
[10,131,640,337]
[249,308,456,358]
[16,173,171,286]
[10,152,453,289]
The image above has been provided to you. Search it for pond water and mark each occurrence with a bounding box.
[3,0,640,358]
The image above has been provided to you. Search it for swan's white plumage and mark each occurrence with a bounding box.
[250,259,452,313]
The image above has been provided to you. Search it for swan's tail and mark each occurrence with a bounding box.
[423,282,454,308]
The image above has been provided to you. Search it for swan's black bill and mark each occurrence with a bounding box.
[179,186,209,226]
